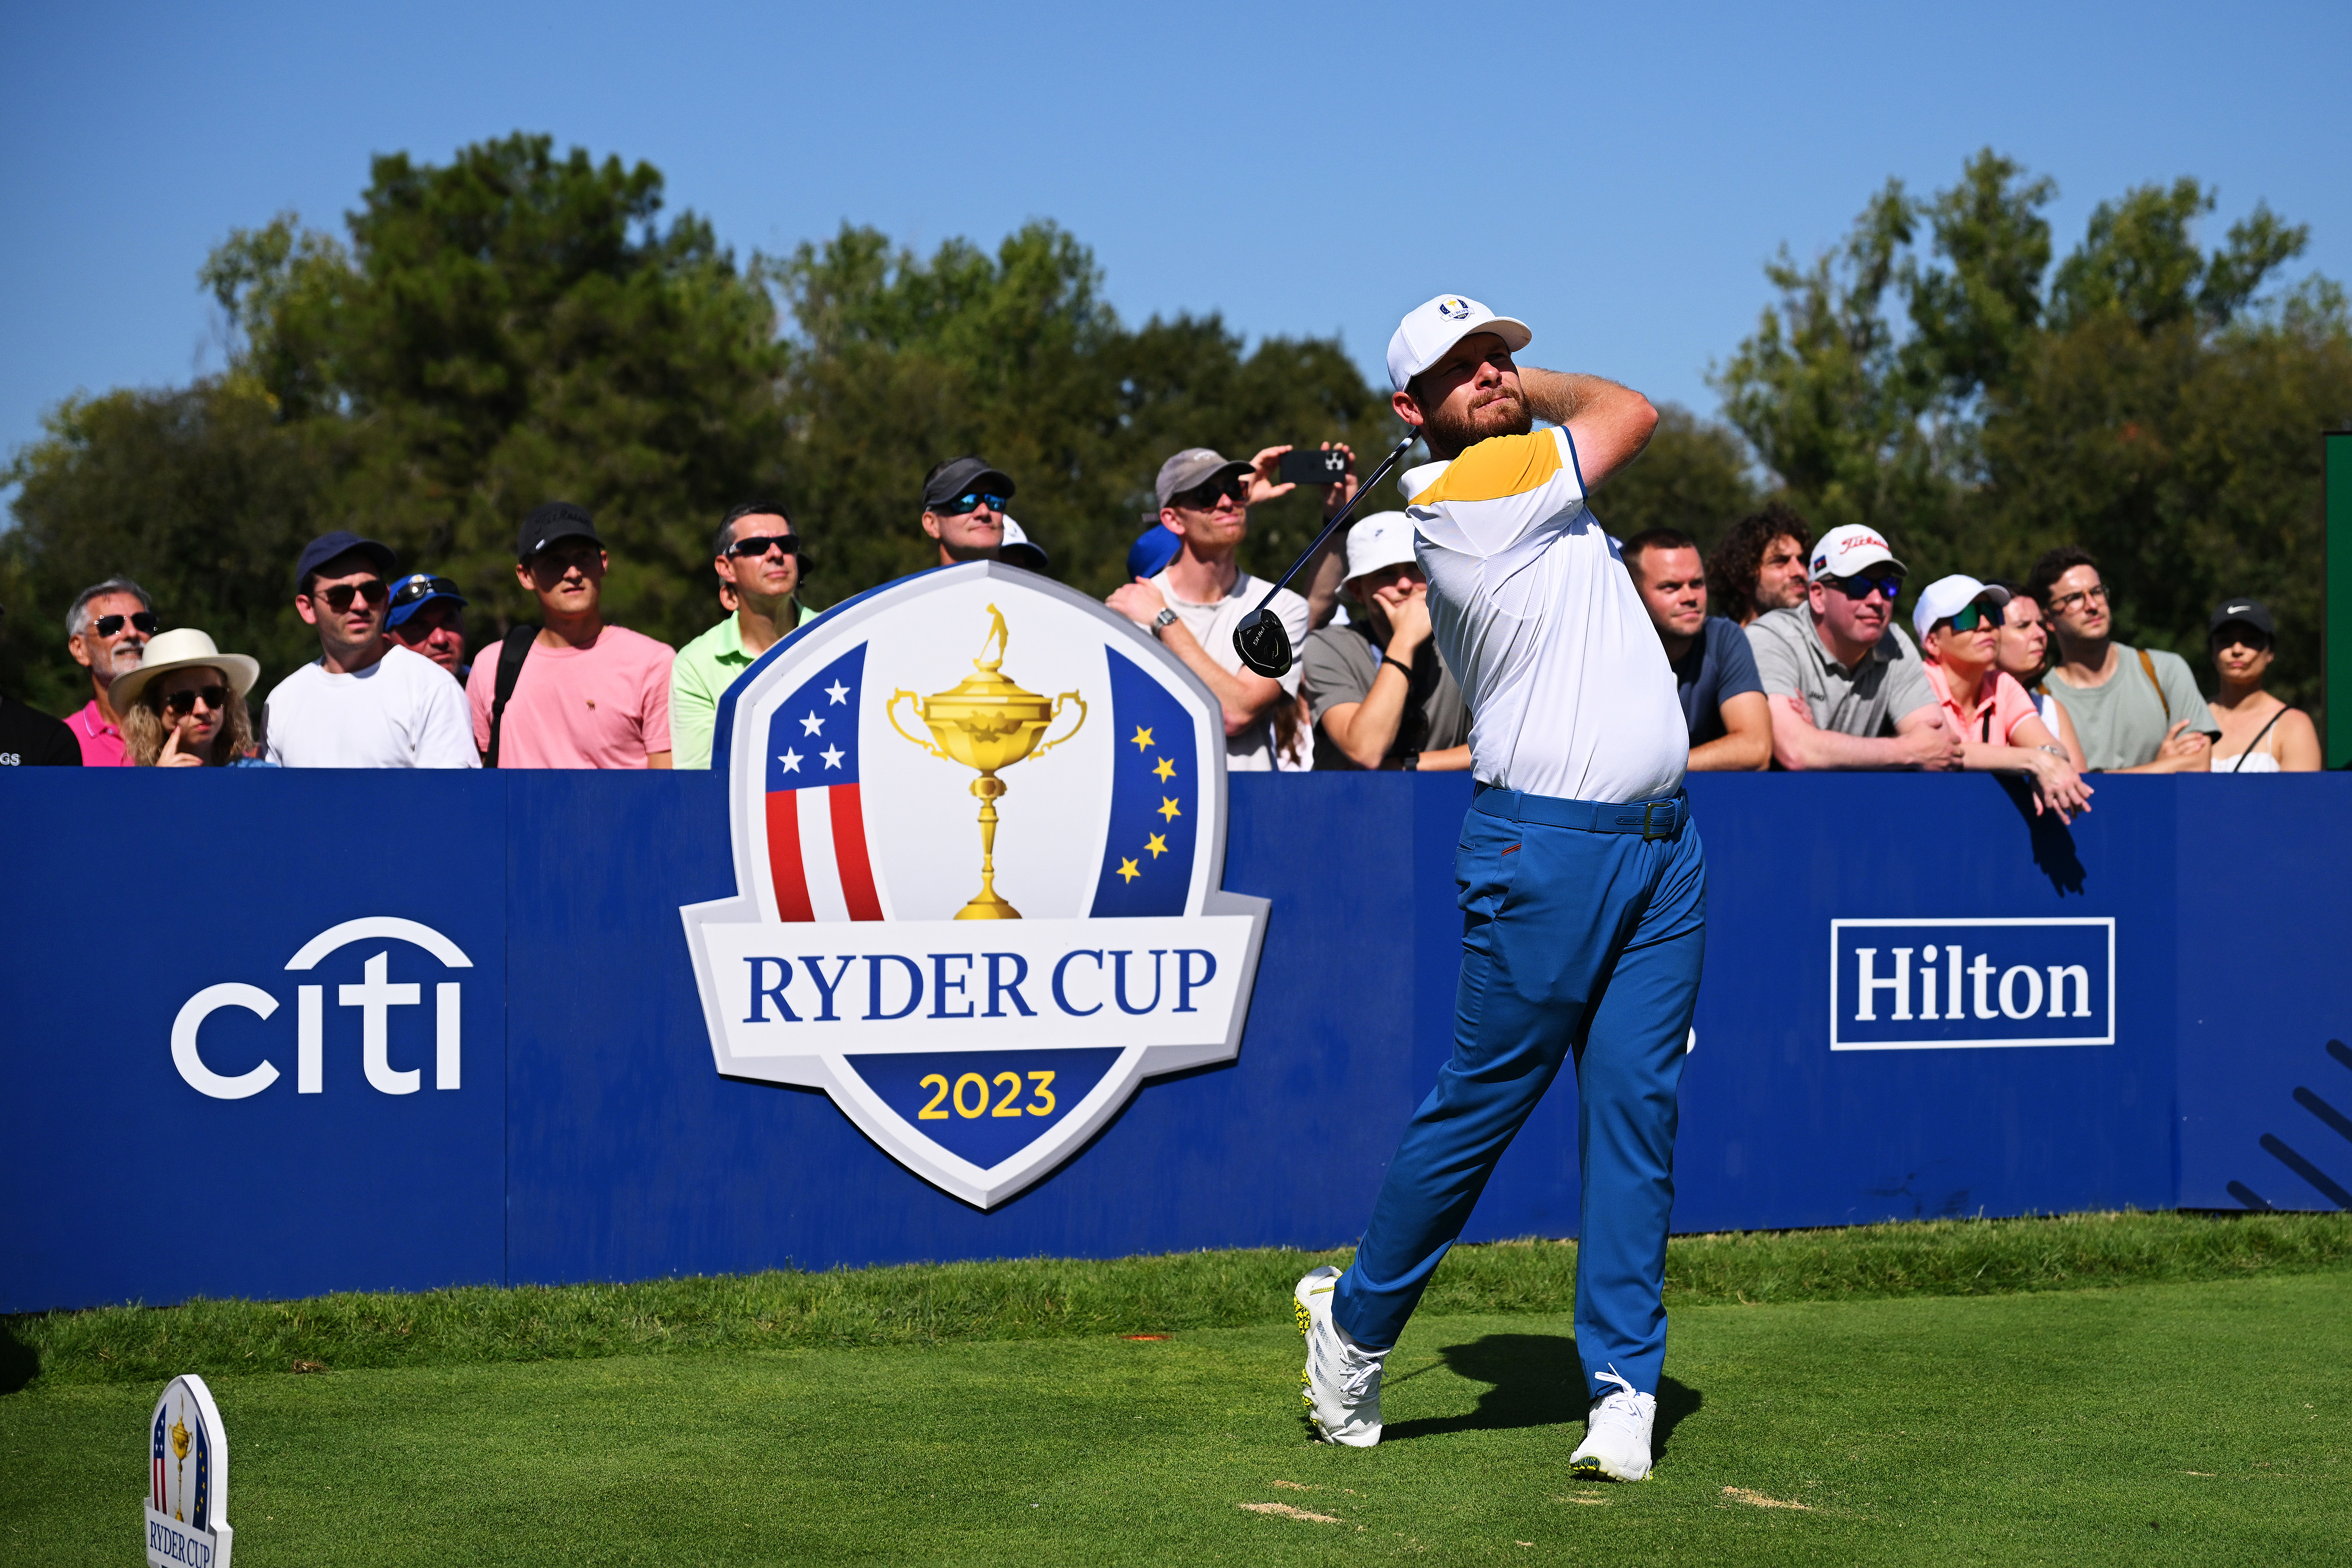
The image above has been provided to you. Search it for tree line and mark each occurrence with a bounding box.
[5,135,2347,716]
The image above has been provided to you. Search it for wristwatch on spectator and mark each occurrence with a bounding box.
[1149,608,1177,638]
[1401,751,1421,772]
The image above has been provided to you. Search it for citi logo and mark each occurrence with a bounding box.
[1830,918,2114,1050]
[170,917,472,1100]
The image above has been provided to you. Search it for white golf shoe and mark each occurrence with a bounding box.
[1293,1266,1385,1446]
[1568,1366,1656,1481]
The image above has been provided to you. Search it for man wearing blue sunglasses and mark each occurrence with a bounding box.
[919,455,1018,567]
[1743,523,1961,771]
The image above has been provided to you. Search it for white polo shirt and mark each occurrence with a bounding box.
[1404,426,1687,803]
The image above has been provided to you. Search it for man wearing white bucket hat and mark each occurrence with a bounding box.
[1297,512,1470,771]
[108,628,271,768]
[1293,294,1695,1483]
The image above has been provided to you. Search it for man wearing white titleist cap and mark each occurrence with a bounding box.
[1297,513,1471,770]
[1296,294,1690,1483]
[1743,526,1961,771]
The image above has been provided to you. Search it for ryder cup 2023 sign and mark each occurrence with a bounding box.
[147,1375,232,1567]
[681,563,1272,1207]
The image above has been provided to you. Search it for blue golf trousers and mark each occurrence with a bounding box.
[1331,785,1706,1402]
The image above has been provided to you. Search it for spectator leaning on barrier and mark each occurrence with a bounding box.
[1911,576,2092,820]
[919,456,1015,566]
[468,503,674,770]
[1745,525,1960,771]
[2028,547,2216,773]
[62,576,155,766]
[1705,502,1812,628]
[0,604,81,766]
[264,532,478,769]
[112,628,273,768]
[1621,526,1769,771]
[2204,597,2320,773]
[1105,445,1350,771]
[670,500,819,771]
[1984,579,2088,770]
[1299,513,1471,771]
[386,573,471,681]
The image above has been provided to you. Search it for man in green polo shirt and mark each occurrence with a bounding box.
[670,500,820,770]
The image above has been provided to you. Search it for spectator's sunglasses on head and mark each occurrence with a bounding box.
[934,492,1008,516]
[161,684,228,716]
[93,611,159,638]
[308,578,389,613]
[389,575,463,611]
[1826,573,1902,602]
[726,533,803,560]
[1175,475,1249,511]
[2047,581,2108,615]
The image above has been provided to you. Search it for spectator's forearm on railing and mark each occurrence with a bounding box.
[1156,618,1284,738]
[1687,691,1771,772]
[1769,697,1961,771]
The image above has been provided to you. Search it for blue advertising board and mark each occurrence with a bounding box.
[4,763,2349,1315]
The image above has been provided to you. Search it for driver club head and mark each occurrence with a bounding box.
[1233,608,1294,678]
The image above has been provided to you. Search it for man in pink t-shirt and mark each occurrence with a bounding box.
[467,503,674,769]
[1913,575,2092,823]
[63,577,156,766]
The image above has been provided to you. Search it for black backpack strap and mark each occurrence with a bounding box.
[485,625,538,768]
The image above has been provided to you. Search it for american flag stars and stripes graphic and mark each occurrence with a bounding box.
[764,643,886,922]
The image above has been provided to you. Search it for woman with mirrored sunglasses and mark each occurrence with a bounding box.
[1913,575,2092,822]
[110,628,275,768]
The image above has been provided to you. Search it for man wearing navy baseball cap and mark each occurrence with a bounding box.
[1293,293,1694,1483]
[261,531,477,767]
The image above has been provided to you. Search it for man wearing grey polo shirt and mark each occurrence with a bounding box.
[1745,524,1961,770]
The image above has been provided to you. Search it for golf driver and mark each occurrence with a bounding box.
[1231,431,1420,678]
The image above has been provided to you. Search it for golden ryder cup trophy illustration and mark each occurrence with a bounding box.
[888,605,1086,919]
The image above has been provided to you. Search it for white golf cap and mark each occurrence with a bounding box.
[1807,523,1908,582]
[1343,513,1419,581]
[1911,574,2010,643]
[1386,294,1533,393]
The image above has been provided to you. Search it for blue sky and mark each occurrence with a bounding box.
[4,0,2346,480]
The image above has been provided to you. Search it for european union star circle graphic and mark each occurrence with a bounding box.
[680,563,1271,1207]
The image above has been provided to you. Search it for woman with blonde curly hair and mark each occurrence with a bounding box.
[112,629,272,767]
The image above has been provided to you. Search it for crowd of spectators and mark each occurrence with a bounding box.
[0,453,2326,784]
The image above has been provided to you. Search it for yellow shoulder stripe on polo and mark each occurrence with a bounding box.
[1409,432,1561,506]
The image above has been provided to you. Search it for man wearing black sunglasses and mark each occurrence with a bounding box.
[1743,523,1960,771]
[63,576,157,766]
[919,456,1018,567]
[672,499,821,770]
[262,531,477,768]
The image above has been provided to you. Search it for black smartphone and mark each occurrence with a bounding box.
[1278,448,1349,486]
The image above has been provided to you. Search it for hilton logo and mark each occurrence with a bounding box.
[1830,918,2115,1050]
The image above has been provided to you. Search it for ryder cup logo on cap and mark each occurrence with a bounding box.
[1386,293,1534,392]
[681,563,1271,1207]
[1807,524,1908,582]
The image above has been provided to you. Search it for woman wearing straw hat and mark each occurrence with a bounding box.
[111,629,271,768]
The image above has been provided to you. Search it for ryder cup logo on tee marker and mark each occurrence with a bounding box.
[681,562,1271,1207]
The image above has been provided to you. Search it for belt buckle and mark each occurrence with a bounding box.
[1640,800,1673,841]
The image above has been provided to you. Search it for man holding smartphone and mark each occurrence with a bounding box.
[1105,443,1355,770]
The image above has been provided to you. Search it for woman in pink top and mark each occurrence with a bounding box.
[1913,575,2093,823]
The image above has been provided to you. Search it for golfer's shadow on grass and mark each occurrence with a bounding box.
[1379,1334,1701,1457]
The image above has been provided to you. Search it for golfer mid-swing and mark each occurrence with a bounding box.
[1296,296,1699,1481]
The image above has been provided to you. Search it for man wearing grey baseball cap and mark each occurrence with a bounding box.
[919,456,1017,567]
[1293,293,1691,1484]
[1104,440,1356,770]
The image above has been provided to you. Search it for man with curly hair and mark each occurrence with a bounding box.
[1705,502,1811,627]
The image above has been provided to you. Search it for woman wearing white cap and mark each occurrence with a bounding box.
[111,629,272,768]
[1913,575,2091,820]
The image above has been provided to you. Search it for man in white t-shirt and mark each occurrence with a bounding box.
[1105,445,1355,770]
[1292,297,1693,1487]
[263,531,479,769]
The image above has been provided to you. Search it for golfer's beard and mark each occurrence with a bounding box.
[1427,390,1533,455]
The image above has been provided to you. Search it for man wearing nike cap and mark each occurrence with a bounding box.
[1743,525,1962,772]
[1292,293,1693,1483]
